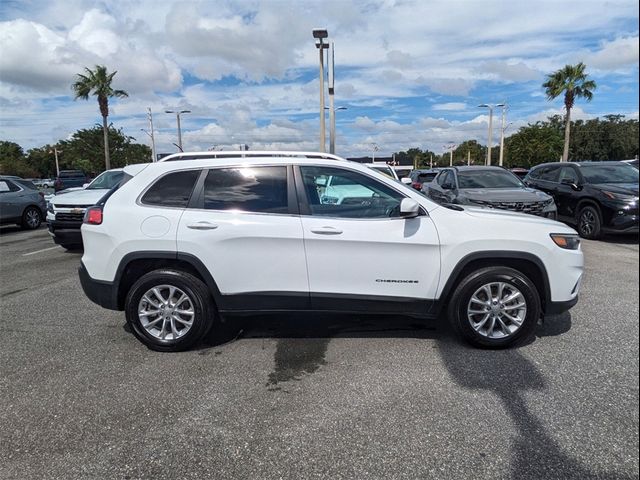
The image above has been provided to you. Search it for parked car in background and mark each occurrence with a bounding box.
[47,169,125,249]
[622,158,638,169]
[0,176,47,229]
[524,161,639,239]
[54,170,89,192]
[424,166,557,218]
[78,151,582,351]
[403,168,442,190]
[33,178,55,189]
[364,163,400,181]
[510,167,529,179]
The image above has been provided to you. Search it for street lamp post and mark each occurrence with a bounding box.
[371,143,379,162]
[478,103,504,165]
[325,105,347,154]
[313,29,329,152]
[444,143,456,166]
[147,107,157,162]
[497,104,508,167]
[165,109,191,152]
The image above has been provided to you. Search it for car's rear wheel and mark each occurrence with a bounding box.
[125,269,215,352]
[21,206,42,230]
[577,205,602,239]
[448,267,541,348]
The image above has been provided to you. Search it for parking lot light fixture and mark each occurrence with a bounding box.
[479,104,504,165]
[313,29,329,152]
[165,109,191,152]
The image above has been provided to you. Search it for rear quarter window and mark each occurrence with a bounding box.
[141,170,200,208]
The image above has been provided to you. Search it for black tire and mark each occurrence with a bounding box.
[125,269,215,352]
[21,206,42,230]
[577,205,602,239]
[447,267,541,349]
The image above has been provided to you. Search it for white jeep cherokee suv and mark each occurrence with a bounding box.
[78,151,583,351]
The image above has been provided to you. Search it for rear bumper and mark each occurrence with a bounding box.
[48,221,83,245]
[78,262,120,310]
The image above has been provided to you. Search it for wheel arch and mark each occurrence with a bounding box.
[575,198,603,220]
[435,251,551,315]
[114,251,222,310]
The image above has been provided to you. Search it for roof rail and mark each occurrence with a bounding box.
[158,151,348,162]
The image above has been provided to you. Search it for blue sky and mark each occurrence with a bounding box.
[0,0,638,158]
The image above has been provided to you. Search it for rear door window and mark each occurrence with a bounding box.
[202,166,288,214]
[141,170,200,208]
[538,166,560,183]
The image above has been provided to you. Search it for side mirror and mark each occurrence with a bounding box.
[560,179,581,190]
[82,183,89,188]
[401,177,412,185]
[400,198,420,218]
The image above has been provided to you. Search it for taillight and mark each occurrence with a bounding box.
[84,206,103,225]
[412,182,422,189]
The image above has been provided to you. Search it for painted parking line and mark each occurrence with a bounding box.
[22,246,61,256]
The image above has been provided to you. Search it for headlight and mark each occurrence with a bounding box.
[550,234,580,250]
[47,203,55,214]
[602,191,638,202]
[542,198,556,211]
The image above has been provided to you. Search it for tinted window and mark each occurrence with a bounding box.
[580,164,639,184]
[15,180,37,190]
[437,170,455,187]
[559,167,580,184]
[203,166,288,214]
[301,166,405,218]
[538,166,560,182]
[0,180,20,192]
[141,170,200,207]
[59,171,85,178]
[457,170,523,189]
[86,171,124,190]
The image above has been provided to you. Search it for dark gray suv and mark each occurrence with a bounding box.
[0,176,47,229]
[424,166,557,218]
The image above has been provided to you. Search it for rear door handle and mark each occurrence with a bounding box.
[310,226,343,235]
[187,221,219,230]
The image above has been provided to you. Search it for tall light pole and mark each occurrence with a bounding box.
[147,107,157,162]
[498,104,509,167]
[478,103,504,165]
[325,105,347,154]
[165,109,191,152]
[313,29,329,152]
[444,143,456,166]
[49,146,62,176]
[371,143,379,162]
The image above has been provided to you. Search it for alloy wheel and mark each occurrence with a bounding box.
[467,282,527,339]
[138,285,195,341]
[579,210,596,236]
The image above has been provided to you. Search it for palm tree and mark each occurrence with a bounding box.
[72,65,128,170]
[543,62,596,162]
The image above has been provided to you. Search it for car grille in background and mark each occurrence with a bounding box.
[55,212,84,222]
[487,201,546,216]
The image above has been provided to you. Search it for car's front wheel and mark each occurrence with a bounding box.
[125,269,215,352]
[448,267,541,348]
[21,206,42,230]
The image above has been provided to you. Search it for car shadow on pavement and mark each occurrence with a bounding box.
[199,313,440,391]
[436,314,633,480]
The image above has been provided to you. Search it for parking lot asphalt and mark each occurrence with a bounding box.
[0,226,638,480]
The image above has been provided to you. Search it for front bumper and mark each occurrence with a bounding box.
[47,220,83,246]
[78,262,120,310]
[546,295,579,315]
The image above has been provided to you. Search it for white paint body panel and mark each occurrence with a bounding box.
[81,154,584,306]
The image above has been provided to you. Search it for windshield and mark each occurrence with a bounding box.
[458,170,524,189]
[580,164,639,184]
[87,171,124,190]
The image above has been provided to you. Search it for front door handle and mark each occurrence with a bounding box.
[187,221,219,230]
[310,226,343,235]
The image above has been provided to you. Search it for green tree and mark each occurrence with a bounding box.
[542,62,596,162]
[453,140,486,165]
[504,122,564,168]
[72,65,129,170]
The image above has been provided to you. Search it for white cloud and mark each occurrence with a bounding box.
[432,102,468,111]
[586,36,639,70]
